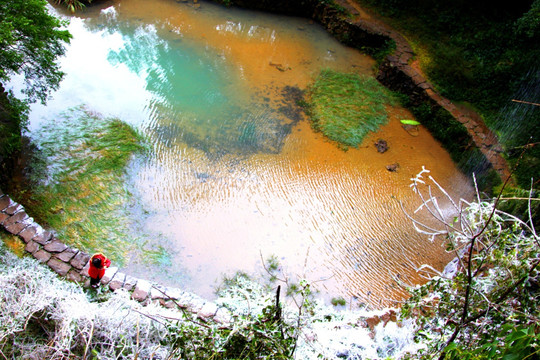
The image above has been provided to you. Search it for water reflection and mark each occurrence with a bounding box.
[15,0,474,307]
[80,6,302,156]
[216,21,278,43]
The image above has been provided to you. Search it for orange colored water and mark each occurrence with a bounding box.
[47,0,473,307]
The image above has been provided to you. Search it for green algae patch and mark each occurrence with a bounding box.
[306,69,397,149]
[26,107,148,266]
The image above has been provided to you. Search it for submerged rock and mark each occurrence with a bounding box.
[375,139,388,153]
[402,124,419,137]
[386,163,400,172]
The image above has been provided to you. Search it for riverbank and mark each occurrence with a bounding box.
[212,0,512,188]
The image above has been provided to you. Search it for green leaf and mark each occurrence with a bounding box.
[400,119,421,125]
[444,342,458,352]
[502,353,526,360]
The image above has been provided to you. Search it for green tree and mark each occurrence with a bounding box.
[516,0,540,38]
[0,0,71,186]
[0,0,71,104]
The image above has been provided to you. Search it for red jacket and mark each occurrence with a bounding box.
[88,253,111,279]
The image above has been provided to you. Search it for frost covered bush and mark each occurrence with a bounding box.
[0,244,172,359]
[0,239,423,359]
[214,263,420,359]
[401,169,540,359]
[0,243,299,359]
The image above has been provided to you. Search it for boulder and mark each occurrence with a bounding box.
[5,203,23,215]
[44,240,68,253]
[386,163,400,172]
[3,210,29,227]
[132,279,152,301]
[0,212,9,225]
[198,302,219,319]
[123,275,138,291]
[34,249,52,263]
[109,272,126,291]
[0,195,14,212]
[55,247,78,262]
[19,224,39,243]
[70,251,90,270]
[25,240,39,254]
[5,218,31,235]
[33,229,53,245]
[66,269,83,283]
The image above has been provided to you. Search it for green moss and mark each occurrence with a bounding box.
[306,69,397,149]
[0,231,25,258]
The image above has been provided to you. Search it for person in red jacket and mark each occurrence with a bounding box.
[88,253,111,288]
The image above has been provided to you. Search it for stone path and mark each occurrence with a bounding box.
[332,0,512,181]
[0,189,231,324]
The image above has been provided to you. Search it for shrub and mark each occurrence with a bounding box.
[400,168,540,359]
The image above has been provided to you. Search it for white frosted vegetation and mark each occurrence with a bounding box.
[0,242,422,359]
[0,247,172,359]
[295,307,420,359]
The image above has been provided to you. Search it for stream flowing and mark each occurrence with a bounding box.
[17,0,473,307]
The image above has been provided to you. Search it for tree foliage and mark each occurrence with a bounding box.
[516,0,540,38]
[0,0,71,104]
[0,0,71,186]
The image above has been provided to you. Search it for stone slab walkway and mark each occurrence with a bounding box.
[0,189,231,324]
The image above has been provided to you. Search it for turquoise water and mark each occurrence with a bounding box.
[9,0,473,307]
[108,28,232,117]
[41,6,300,157]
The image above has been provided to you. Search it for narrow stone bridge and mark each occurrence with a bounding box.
[0,188,231,324]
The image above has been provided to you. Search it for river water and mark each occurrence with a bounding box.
[20,0,473,307]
